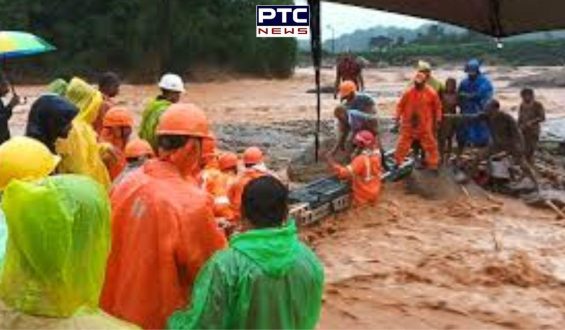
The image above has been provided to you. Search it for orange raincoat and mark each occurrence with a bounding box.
[228,167,267,223]
[201,167,236,222]
[101,159,227,329]
[333,149,382,206]
[395,85,442,169]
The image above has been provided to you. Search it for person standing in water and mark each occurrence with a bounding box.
[518,88,545,163]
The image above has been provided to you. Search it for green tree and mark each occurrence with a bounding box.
[0,0,297,80]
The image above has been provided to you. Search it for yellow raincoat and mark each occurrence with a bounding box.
[56,78,111,188]
[0,175,135,329]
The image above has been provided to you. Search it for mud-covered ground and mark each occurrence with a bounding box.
[6,66,565,328]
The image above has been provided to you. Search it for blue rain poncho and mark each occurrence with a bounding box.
[457,60,494,146]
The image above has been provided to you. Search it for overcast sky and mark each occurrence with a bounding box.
[294,0,431,40]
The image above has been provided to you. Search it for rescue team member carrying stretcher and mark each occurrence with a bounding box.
[394,72,442,171]
[476,99,539,186]
[101,104,228,329]
[199,137,238,229]
[229,146,272,224]
[332,80,379,158]
[328,130,382,207]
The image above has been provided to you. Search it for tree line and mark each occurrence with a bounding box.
[0,0,297,81]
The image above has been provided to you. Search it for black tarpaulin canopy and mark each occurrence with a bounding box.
[325,0,565,38]
[306,0,565,161]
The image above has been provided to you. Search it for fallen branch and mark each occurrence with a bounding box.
[545,200,565,220]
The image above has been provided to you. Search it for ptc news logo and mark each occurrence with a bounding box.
[256,5,310,37]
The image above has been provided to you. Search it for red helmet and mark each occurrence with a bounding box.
[353,130,376,148]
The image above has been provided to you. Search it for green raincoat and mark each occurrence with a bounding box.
[0,175,110,317]
[167,221,324,329]
[138,98,172,149]
[427,76,445,94]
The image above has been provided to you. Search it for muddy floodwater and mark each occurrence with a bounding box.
[6,66,565,328]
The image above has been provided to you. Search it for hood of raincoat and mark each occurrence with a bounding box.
[465,59,481,74]
[65,77,103,125]
[47,79,69,96]
[0,208,6,267]
[25,94,78,152]
[138,98,172,149]
[0,175,111,317]
[230,220,300,277]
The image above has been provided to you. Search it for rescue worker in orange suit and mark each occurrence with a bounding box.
[101,104,228,329]
[328,130,382,207]
[394,72,442,170]
[112,138,155,187]
[99,107,134,180]
[229,146,270,224]
[200,137,235,230]
[218,152,239,187]
[211,151,240,235]
[124,138,155,164]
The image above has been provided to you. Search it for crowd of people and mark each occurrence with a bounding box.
[0,56,548,328]
[332,58,546,201]
[0,72,324,329]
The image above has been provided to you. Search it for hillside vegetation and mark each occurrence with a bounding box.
[0,0,297,81]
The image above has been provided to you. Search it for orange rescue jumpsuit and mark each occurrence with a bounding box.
[201,166,237,222]
[395,85,442,169]
[101,159,227,329]
[228,167,267,223]
[333,149,382,206]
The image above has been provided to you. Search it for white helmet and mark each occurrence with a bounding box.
[158,73,185,93]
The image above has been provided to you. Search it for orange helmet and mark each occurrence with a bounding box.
[125,138,155,159]
[103,107,134,128]
[218,152,238,171]
[156,103,210,137]
[354,130,377,148]
[243,146,264,166]
[339,80,356,98]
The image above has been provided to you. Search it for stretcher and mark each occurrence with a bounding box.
[289,150,414,226]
